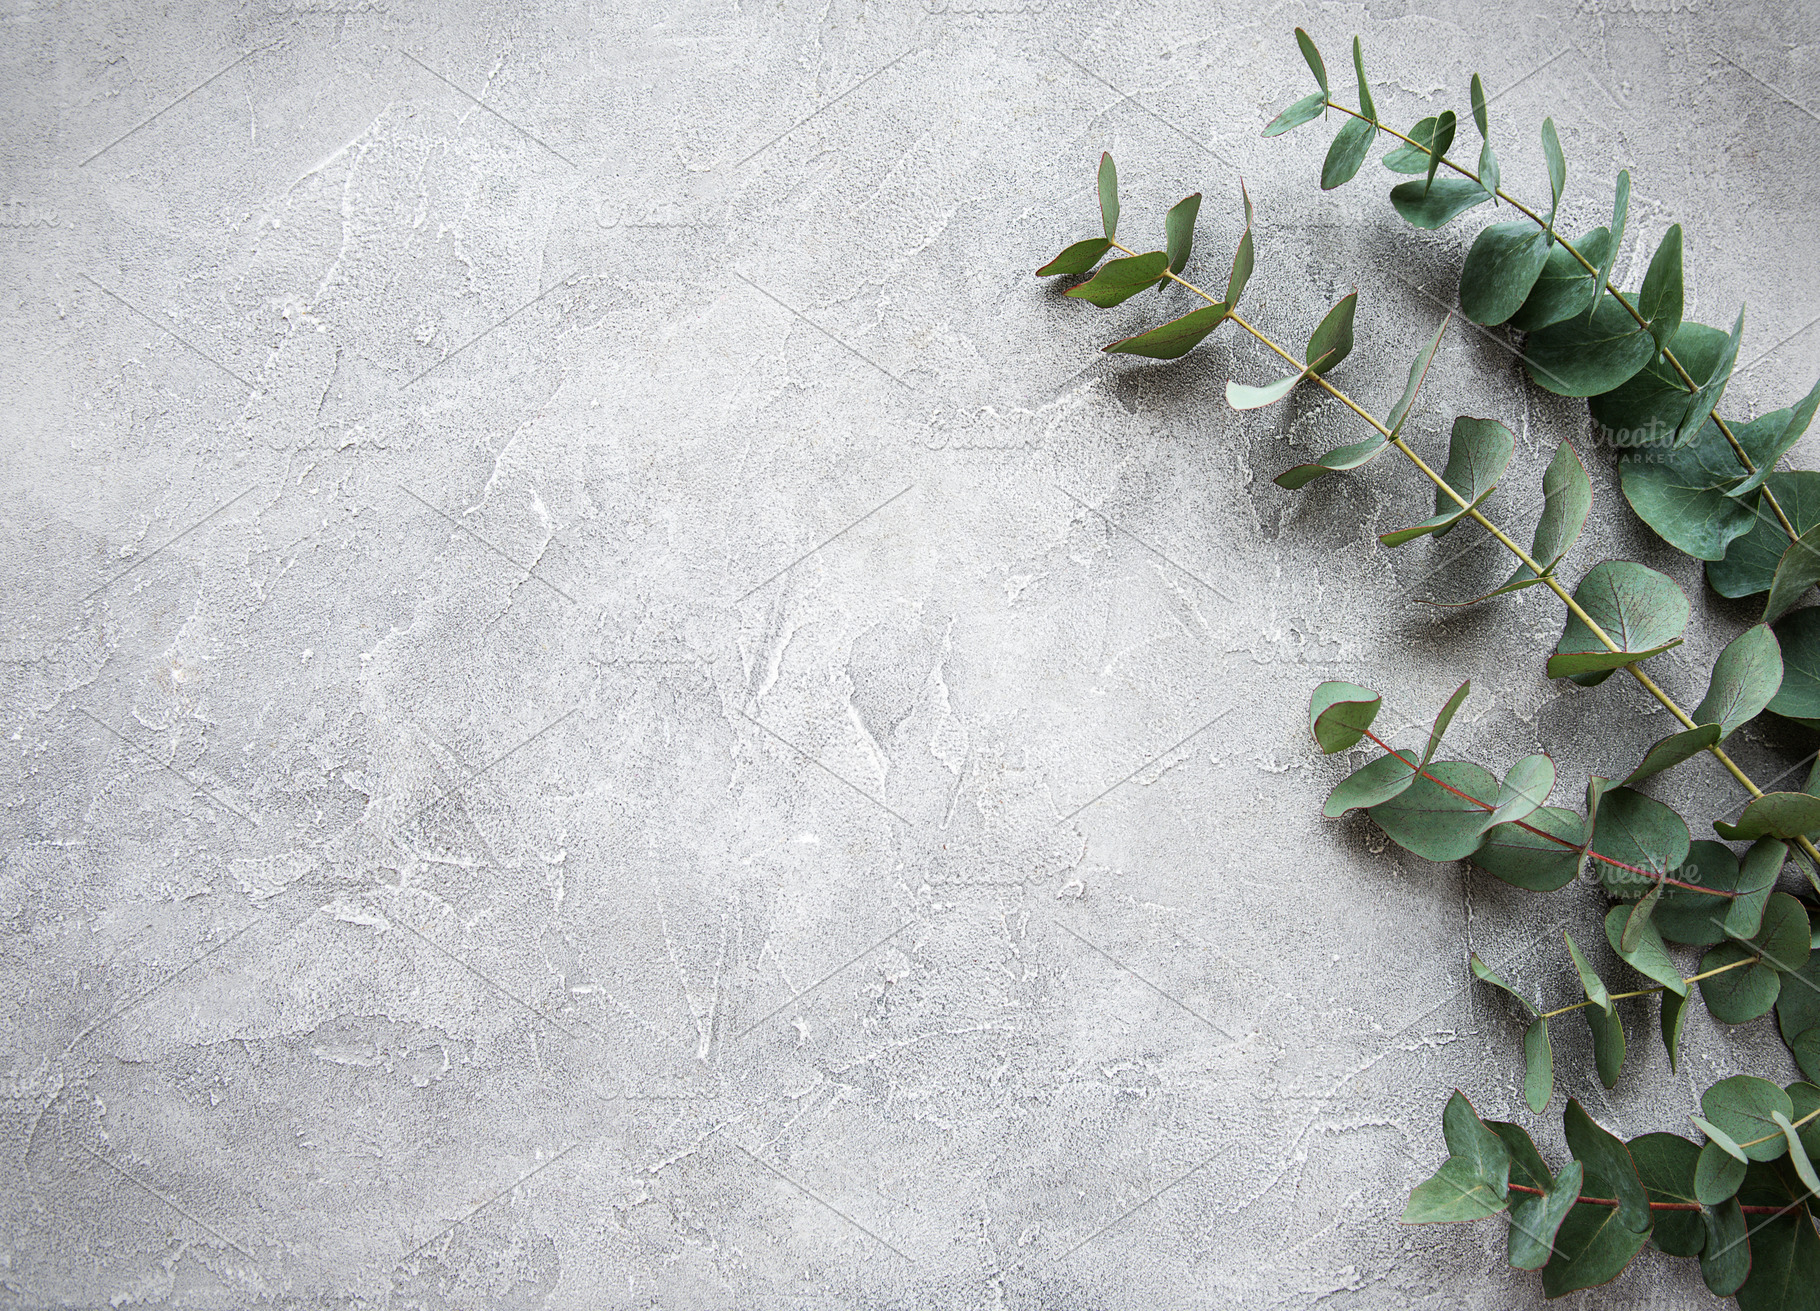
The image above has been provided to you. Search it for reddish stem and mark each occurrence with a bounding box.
[1506,1182,1790,1216]
[1359,730,1734,898]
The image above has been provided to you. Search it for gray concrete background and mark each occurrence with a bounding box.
[3,1,1819,1306]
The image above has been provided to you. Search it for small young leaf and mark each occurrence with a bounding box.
[1698,1198,1750,1296]
[1478,138,1500,199]
[1524,293,1656,398]
[1421,680,1471,767]
[1424,110,1456,194]
[1549,561,1689,684]
[1621,723,1721,786]
[1275,434,1389,488]
[1295,27,1329,99]
[1524,1016,1554,1113]
[1065,251,1169,307]
[1230,356,1332,411]
[1104,305,1229,359]
[1637,225,1685,353]
[1226,183,1255,308]
[1508,1159,1584,1270]
[1401,1156,1508,1222]
[1728,374,1820,498]
[1367,761,1498,862]
[1324,749,1418,817]
[1703,1076,1795,1162]
[1676,303,1746,446]
[1352,35,1375,121]
[1565,931,1613,1015]
[1388,177,1492,230]
[1162,192,1201,280]
[1661,986,1689,1068]
[1471,951,1537,1015]
[1381,116,1438,173]
[1321,116,1375,189]
[1563,1099,1652,1233]
[1098,151,1118,239]
[1604,903,1687,995]
[1589,170,1630,320]
[1386,317,1449,436]
[1586,997,1626,1088]
[1459,221,1552,325]
[1541,117,1566,218]
[1309,681,1381,753]
[1498,441,1593,594]
[1036,237,1112,277]
[1469,73,1489,138]
[1695,1136,1748,1204]
[1470,806,1582,893]
[1305,292,1357,375]
[1264,90,1327,138]
[1380,416,1514,546]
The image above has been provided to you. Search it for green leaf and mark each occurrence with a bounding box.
[1498,440,1593,594]
[1305,292,1357,375]
[1716,793,1820,843]
[1420,681,1470,767]
[1401,1155,1508,1222]
[1230,370,1308,411]
[1424,111,1456,194]
[1309,681,1381,753]
[1275,434,1389,488]
[1380,416,1514,547]
[1381,116,1439,173]
[1713,479,1820,604]
[1730,376,1820,498]
[1263,90,1327,138]
[1766,523,1820,623]
[1388,177,1492,230]
[1565,930,1613,1014]
[1695,624,1785,739]
[1065,251,1168,307]
[1162,192,1201,281]
[1638,225,1685,352]
[1749,893,1814,976]
[1696,1135,1749,1204]
[1367,760,1498,862]
[1766,605,1820,721]
[1705,1076,1796,1163]
[1385,317,1449,436]
[1728,839,1788,940]
[1736,1208,1820,1311]
[1351,35,1375,121]
[1583,786,1691,895]
[1590,321,1731,447]
[1490,1121,1555,1192]
[1548,561,1688,684]
[1523,293,1657,398]
[1789,1083,1820,1160]
[1622,723,1721,786]
[1104,305,1229,359]
[1295,28,1329,98]
[1477,138,1500,200]
[1676,303,1746,447]
[1797,1029,1820,1085]
[1324,749,1418,817]
[1654,841,1745,946]
[1226,183,1255,308]
[1700,1198,1751,1296]
[1098,152,1118,239]
[1661,986,1689,1069]
[1471,805,1582,892]
[1525,1016,1555,1112]
[1509,1159,1584,1270]
[1564,1099,1652,1233]
[1618,418,1757,561]
[1540,117,1566,218]
[1469,73,1489,138]
[1471,951,1537,1014]
[1586,994,1626,1088]
[1036,237,1112,278]
[1481,753,1555,832]
[1443,1090,1510,1197]
[1604,903,1687,996]
[1508,228,1612,332]
[1775,1111,1820,1197]
[1629,1132,1703,1258]
[1541,1198,1651,1295]
[1321,116,1375,190]
[1777,933,1820,1056]
[1459,221,1553,326]
[1589,171,1629,323]
[1700,941,1783,1024]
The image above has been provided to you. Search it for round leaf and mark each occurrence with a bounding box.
[1549,561,1689,684]
[1367,760,1497,862]
[1703,1075,1795,1162]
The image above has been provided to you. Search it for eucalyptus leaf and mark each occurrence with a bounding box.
[1732,1192,1820,1311]
[1478,138,1500,200]
[1699,941,1783,1024]
[1695,1136,1748,1204]
[1104,304,1229,359]
[1590,321,1729,447]
[1509,1159,1584,1271]
[1699,1198,1750,1296]
[1388,177,1492,230]
[1036,237,1112,277]
[1264,90,1327,137]
[1622,723,1721,786]
[1295,27,1329,98]
[1589,170,1629,322]
[1065,250,1168,307]
[1714,478,1820,600]
[1541,117,1566,218]
[1381,116,1439,173]
[1523,293,1657,398]
[1764,523,1820,623]
[1275,434,1390,488]
[1704,1076,1795,1162]
[1695,624,1784,738]
[1726,839,1788,940]
[1352,35,1375,121]
[1481,753,1555,832]
[1629,1132,1703,1258]
[1652,840,1744,946]
[1618,417,1757,562]
[1777,945,1820,1058]
[1500,440,1593,593]
[1380,416,1513,546]
[1305,292,1357,374]
[1402,1155,1508,1222]
[1368,760,1498,862]
[1443,1091,1511,1197]
[1424,111,1456,193]
[1676,303,1746,447]
[1746,893,1813,976]
[1661,986,1689,1069]
[1471,805,1583,892]
[1525,1016,1555,1113]
[1421,681,1471,766]
[1566,930,1613,1014]
[1508,228,1612,332]
[1490,1121,1555,1192]
[1098,152,1118,238]
[1459,221,1553,326]
[1230,371,1308,411]
[1541,1198,1651,1296]
[1549,561,1689,684]
[1583,786,1691,895]
[1162,192,1201,280]
[1714,793,1820,843]
[1310,681,1382,753]
[1471,951,1537,1014]
[1774,1110,1820,1196]
[1586,994,1626,1088]
[1324,749,1418,817]
[1322,116,1376,190]
[1604,903,1687,996]
[1386,317,1449,436]
[1469,73,1488,138]
[1638,225,1686,352]
[1564,1099,1652,1232]
[1226,183,1255,308]
[1729,376,1820,498]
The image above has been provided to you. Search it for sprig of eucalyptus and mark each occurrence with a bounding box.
[1033,24,1820,1303]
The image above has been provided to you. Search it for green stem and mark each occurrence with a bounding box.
[1536,956,1757,1019]
[1107,239,1820,872]
[1320,100,1800,542]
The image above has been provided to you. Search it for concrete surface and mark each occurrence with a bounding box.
[3,1,1819,1307]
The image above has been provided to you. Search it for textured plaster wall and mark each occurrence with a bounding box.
[3,1,1819,1307]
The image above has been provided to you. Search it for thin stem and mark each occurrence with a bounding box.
[1535,956,1755,1019]
[1320,100,1800,542]
[1505,1182,1789,1216]
[1737,1103,1820,1150]
[1108,238,1820,871]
